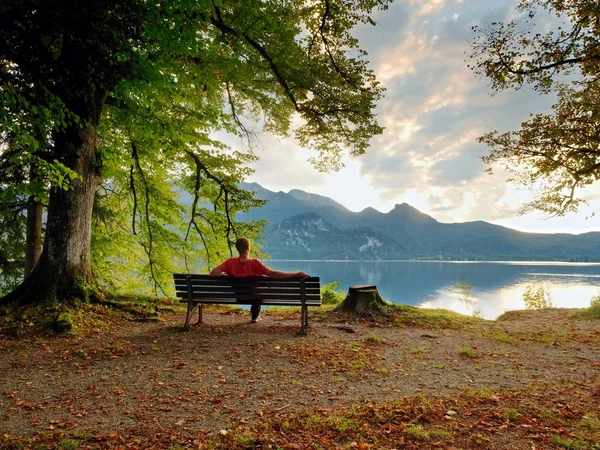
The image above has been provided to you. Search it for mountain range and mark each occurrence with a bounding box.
[238,182,600,261]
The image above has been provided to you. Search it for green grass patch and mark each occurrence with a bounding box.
[580,413,600,431]
[571,298,600,320]
[364,333,384,345]
[404,424,452,441]
[391,305,484,329]
[498,408,520,422]
[457,347,478,358]
[493,331,515,344]
[59,439,80,450]
[550,435,589,449]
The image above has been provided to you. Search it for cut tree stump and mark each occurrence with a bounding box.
[333,285,389,318]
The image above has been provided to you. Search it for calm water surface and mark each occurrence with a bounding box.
[268,260,600,319]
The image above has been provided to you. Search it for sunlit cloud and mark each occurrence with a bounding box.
[410,0,446,16]
[244,0,600,234]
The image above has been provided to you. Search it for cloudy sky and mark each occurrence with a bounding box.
[246,0,600,234]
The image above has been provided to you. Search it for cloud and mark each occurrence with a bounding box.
[350,0,563,223]
[245,0,600,233]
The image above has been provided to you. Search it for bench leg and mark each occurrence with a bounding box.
[197,303,203,324]
[297,305,308,336]
[184,302,197,331]
[304,305,309,329]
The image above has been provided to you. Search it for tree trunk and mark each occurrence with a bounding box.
[24,196,43,276]
[1,112,102,306]
[333,285,389,318]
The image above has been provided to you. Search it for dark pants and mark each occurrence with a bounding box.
[250,304,261,319]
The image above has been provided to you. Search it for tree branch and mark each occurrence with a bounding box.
[131,141,166,297]
[210,7,302,112]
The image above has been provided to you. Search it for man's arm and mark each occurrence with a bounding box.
[264,269,309,279]
[210,267,225,277]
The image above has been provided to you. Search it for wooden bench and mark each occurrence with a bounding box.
[173,274,322,335]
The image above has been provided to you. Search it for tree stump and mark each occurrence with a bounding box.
[333,285,389,318]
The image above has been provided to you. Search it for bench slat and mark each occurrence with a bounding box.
[173,275,320,283]
[174,274,320,280]
[173,279,322,285]
[174,281,321,288]
[174,284,320,291]
[175,292,321,301]
[174,286,321,295]
[178,298,322,305]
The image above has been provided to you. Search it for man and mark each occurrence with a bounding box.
[210,237,309,322]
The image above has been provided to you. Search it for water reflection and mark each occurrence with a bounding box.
[269,260,600,319]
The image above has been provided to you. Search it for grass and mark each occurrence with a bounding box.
[493,331,516,344]
[391,304,483,329]
[549,435,589,449]
[59,439,80,450]
[409,346,429,357]
[498,408,520,422]
[364,333,384,345]
[580,413,600,431]
[571,299,600,320]
[404,424,452,442]
[457,347,478,358]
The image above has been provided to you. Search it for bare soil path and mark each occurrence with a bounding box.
[0,307,599,449]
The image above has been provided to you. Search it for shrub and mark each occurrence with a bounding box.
[523,284,553,310]
[321,281,346,305]
[572,295,600,320]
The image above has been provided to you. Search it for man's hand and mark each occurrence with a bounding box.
[265,269,310,279]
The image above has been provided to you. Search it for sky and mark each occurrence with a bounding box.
[245,0,600,235]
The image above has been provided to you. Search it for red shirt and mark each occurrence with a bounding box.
[216,257,270,277]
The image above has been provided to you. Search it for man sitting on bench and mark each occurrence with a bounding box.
[210,237,309,322]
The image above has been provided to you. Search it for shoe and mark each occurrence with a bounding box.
[250,316,261,323]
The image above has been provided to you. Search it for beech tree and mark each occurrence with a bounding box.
[0,0,387,305]
[470,0,600,215]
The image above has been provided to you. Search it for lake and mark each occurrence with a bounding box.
[267,260,600,319]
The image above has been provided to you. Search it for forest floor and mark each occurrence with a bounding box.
[0,302,599,449]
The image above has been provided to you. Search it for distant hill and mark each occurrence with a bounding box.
[238,183,600,261]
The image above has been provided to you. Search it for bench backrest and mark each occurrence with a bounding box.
[173,274,322,306]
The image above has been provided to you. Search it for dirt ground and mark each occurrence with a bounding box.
[0,306,599,449]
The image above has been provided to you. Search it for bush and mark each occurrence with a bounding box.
[321,281,346,305]
[573,294,600,320]
[523,284,553,310]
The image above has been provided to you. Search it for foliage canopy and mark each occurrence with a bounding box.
[0,0,388,299]
[470,0,600,215]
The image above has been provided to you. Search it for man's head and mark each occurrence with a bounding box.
[235,237,250,255]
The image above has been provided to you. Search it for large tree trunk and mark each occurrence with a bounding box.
[24,196,43,276]
[333,285,389,319]
[1,109,103,306]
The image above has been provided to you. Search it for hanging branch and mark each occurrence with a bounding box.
[225,81,253,146]
[184,149,237,258]
[183,147,211,266]
[129,163,138,235]
[131,142,167,297]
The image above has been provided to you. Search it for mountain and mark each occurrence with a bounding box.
[265,212,408,260]
[239,183,600,261]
